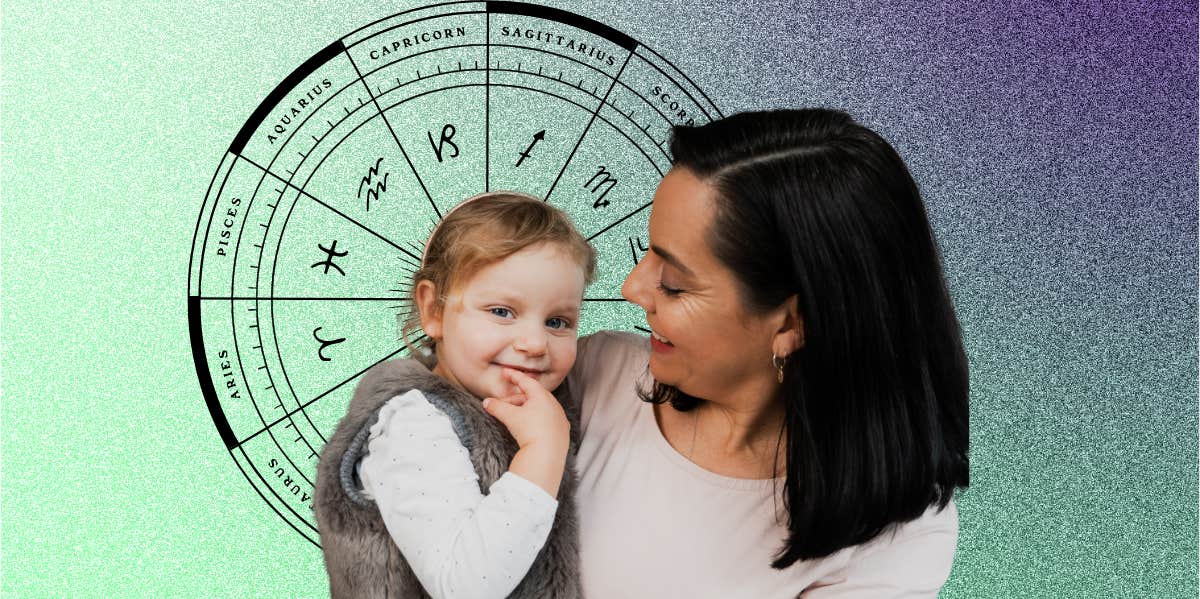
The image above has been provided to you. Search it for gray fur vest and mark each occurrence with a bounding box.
[314,358,582,598]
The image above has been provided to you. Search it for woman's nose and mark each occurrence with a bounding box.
[621,257,652,312]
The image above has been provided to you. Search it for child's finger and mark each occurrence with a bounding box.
[484,393,527,407]
[502,368,548,398]
[481,396,519,425]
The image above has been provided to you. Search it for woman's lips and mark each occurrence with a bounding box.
[649,335,675,353]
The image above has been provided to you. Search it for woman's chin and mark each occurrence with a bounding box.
[647,356,677,386]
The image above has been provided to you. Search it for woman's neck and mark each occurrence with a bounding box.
[655,382,787,479]
[694,398,785,458]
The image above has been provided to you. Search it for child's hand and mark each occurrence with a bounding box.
[483,368,572,498]
[482,368,570,452]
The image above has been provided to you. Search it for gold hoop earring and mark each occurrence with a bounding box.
[772,353,788,383]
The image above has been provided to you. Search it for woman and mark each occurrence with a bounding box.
[565,108,970,597]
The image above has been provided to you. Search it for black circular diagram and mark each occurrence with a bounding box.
[187,1,721,546]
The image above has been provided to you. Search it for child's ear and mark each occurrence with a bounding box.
[413,280,444,340]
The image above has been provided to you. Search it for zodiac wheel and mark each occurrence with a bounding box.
[187,0,721,546]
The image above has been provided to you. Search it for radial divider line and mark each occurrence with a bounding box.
[587,199,653,242]
[485,11,491,191]
[544,50,635,201]
[195,296,413,301]
[342,47,441,219]
[236,154,421,264]
[233,341,423,448]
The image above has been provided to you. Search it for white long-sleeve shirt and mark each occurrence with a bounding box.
[357,388,559,599]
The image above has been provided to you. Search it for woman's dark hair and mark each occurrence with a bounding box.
[642,108,969,568]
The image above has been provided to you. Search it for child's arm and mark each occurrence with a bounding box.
[359,389,558,599]
[481,368,572,498]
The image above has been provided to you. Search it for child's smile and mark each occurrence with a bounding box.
[424,242,586,401]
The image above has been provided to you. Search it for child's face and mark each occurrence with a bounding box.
[423,243,586,400]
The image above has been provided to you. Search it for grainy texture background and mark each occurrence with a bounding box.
[1,0,1195,596]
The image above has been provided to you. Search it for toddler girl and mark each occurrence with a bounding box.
[315,191,596,599]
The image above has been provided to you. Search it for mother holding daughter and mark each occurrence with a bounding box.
[319,108,969,598]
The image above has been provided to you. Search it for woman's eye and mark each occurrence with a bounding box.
[546,317,571,330]
[489,307,513,318]
[656,281,683,296]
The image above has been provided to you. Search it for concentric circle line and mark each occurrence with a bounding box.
[193,154,238,298]
[544,50,634,201]
[227,276,318,492]
[356,39,688,146]
[196,296,414,301]
[341,0,481,41]
[343,46,441,219]
[633,42,722,121]
[220,152,325,493]
[344,9,485,53]
[232,340,422,448]
[366,81,668,174]
[189,153,233,297]
[190,1,722,545]
[236,154,422,264]
[587,199,654,244]
[233,444,320,541]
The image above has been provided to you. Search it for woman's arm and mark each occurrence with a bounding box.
[359,389,559,599]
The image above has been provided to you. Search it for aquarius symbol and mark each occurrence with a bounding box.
[357,157,389,211]
[628,236,649,265]
[311,240,348,276]
[312,327,346,362]
[586,166,617,208]
[428,123,460,162]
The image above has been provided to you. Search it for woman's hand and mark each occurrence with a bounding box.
[482,368,571,498]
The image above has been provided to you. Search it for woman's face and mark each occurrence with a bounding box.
[621,167,780,401]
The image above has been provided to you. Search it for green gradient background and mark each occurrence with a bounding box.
[2,0,1195,597]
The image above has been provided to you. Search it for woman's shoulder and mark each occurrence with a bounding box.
[573,330,649,386]
[569,330,651,435]
[579,329,650,356]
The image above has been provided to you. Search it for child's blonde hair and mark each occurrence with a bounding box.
[401,191,597,355]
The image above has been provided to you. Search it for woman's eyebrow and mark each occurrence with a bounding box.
[650,244,694,277]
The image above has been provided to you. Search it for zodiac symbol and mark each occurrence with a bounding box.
[586,166,617,208]
[516,130,545,167]
[312,327,346,362]
[428,123,460,162]
[628,236,648,265]
[357,157,389,211]
[311,240,348,276]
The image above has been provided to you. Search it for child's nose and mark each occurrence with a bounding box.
[513,325,548,355]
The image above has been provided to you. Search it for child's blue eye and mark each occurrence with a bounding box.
[490,307,513,318]
[546,317,571,330]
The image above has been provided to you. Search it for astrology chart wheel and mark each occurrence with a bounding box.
[187,1,721,546]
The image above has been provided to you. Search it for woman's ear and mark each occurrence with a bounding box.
[413,280,444,340]
[772,294,804,357]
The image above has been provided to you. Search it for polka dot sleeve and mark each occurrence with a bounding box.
[358,389,559,599]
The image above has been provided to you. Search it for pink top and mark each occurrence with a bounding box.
[568,331,959,598]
